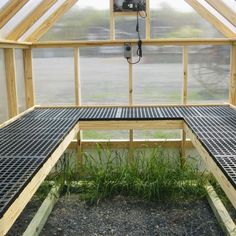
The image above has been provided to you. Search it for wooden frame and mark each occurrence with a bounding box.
[7,0,58,41]
[185,0,236,38]
[230,45,236,105]
[0,0,30,29]
[26,0,78,42]
[0,122,80,235]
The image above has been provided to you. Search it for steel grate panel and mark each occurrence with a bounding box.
[0,157,45,218]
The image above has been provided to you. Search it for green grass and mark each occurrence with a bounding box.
[48,147,209,204]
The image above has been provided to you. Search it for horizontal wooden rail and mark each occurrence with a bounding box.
[68,139,193,149]
[32,38,235,48]
[0,40,31,49]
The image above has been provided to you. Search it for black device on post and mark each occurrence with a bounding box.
[114,0,146,12]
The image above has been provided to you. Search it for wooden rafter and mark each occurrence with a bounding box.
[26,0,78,42]
[7,0,58,41]
[185,0,236,38]
[0,0,30,29]
[206,0,236,27]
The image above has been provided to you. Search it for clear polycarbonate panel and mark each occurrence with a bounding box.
[20,0,66,41]
[150,0,224,38]
[134,129,181,139]
[80,46,128,105]
[188,45,230,103]
[0,0,10,10]
[83,130,129,140]
[15,49,26,113]
[115,15,145,39]
[221,0,236,13]
[198,0,236,34]
[33,48,75,105]
[40,0,110,41]
[0,49,8,123]
[0,0,43,39]
[133,46,182,105]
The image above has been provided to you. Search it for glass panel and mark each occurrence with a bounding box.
[150,0,224,38]
[83,130,129,140]
[0,49,8,123]
[0,0,10,10]
[20,0,66,41]
[133,46,182,105]
[40,0,110,41]
[80,47,128,105]
[115,15,145,39]
[0,0,43,38]
[134,130,181,139]
[188,45,230,103]
[33,48,75,105]
[221,0,236,13]
[15,49,26,113]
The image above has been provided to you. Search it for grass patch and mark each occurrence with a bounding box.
[47,147,209,204]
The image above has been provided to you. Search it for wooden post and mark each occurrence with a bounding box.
[145,0,151,40]
[181,46,188,165]
[23,49,35,108]
[230,45,236,105]
[110,0,115,40]
[74,47,82,165]
[4,48,18,118]
[74,47,80,106]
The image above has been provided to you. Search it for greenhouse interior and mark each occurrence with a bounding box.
[0,0,236,235]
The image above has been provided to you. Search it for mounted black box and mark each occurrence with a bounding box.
[113,0,146,12]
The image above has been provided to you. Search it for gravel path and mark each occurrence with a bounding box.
[41,195,223,236]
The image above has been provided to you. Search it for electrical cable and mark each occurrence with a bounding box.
[127,3,146,65]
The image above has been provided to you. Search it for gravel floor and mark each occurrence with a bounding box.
[40,195,224,236]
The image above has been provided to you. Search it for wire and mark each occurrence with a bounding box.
[127,3,146,65]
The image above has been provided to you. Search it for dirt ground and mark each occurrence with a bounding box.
[7,194,227,236]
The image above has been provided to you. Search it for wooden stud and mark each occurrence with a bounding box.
[0,0,30,29]
[4,48,18,118]
[145,0,151,40]
[32,38,234,48]
[7,0,58,41]
[23,184,61,236]
[205,183,236,236]
[23,49,35,108]
[74,47,80,106]
[0,123,80,236]
[26,0,78,42]
[230,45,236,105]
[183,123,236,209]
[110,0,115,40]
[185,0,235,38]
[205,0,236,27]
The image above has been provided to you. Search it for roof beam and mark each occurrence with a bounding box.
[0,0,30,29]
[205,0,236,27]
[185,0,236,38]
[26,0,78,42]
[7,0,58,41]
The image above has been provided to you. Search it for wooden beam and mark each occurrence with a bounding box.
[110,0,115,40]
[230,45,236,105]
[4,48,18,118]
[23,185,61,236]
[205,184,236,236]
[145,0,151,40]
[79,120,183,130]
[205,0,236,27]
[0,123,80,236]
[182,46,188,105]
[185,0,236,38]
[7,0,58,41]
[0,40,31,49]
[183,123,236,209]
[23,49,35,108]
[68,139,194,149]
[0,0,30,29]
[32,38,234,48]
[26,0,78,42]
[74,48,80,106]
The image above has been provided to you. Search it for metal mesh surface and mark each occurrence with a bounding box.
[0,105,236,218]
